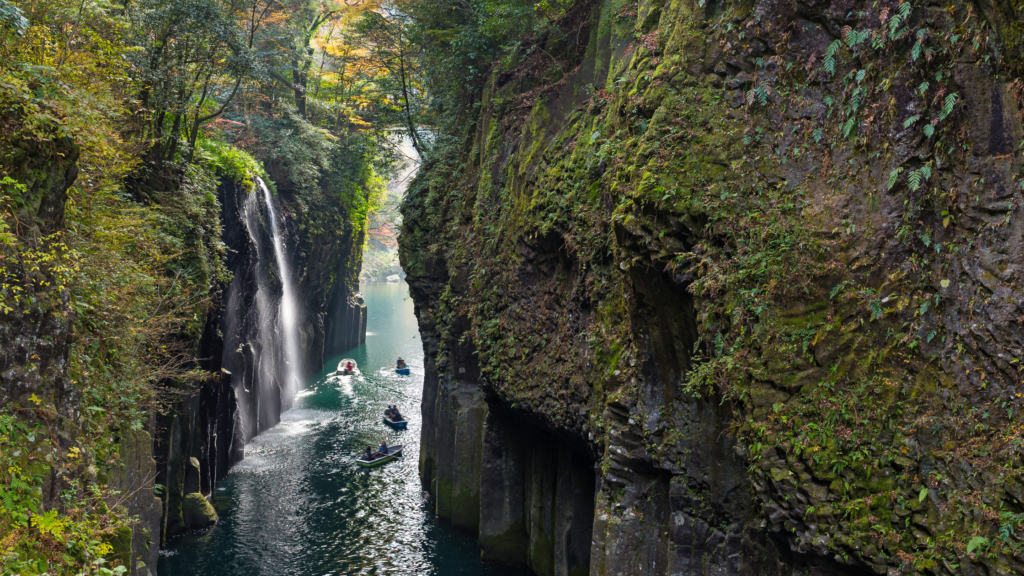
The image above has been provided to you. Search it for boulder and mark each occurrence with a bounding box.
[181,493,218,529]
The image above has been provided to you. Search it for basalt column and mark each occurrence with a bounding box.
[324,291,367,357]
[420,361,595,576]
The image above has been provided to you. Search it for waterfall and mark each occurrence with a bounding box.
[225,177,304,441]
[258,178,303,403]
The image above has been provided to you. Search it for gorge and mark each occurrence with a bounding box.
[6,0,1024,574]
[154,174,368,549]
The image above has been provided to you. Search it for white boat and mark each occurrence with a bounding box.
[356,445,403,467]
[336,358,359,376]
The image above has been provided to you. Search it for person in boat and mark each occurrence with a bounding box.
[345,361,354,372]
[396,357,407,369]
[392,406,402,420]
[364,446,374,461]
[380,440,388,455]
[384,406,393,418]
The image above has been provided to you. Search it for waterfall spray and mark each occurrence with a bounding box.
[258,178,303,402]
[225,178,304,438]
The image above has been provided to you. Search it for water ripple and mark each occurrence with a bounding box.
[159,283,527,576]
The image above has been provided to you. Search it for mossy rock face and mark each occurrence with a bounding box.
[104,525,133,572]
[181,493,218,529]
[479,522,529,563]
[402,0,1024,572]
[435,478,453,518]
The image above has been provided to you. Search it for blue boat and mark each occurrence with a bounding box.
[383,414,408,429]
[396,367,411,375]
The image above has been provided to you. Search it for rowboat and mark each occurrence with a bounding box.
[356,445,403,468]
[383,414,408,429]
[395,367,411,375]
[336,359,359,376]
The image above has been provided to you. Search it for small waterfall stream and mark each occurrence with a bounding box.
[228,178,304,440]
[259,179,302,401]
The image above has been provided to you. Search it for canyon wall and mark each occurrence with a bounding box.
[401,0,1024,574]
[0,137,165,575]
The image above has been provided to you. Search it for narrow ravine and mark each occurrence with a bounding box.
[158,281,529,576]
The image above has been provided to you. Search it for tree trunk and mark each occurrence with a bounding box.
[292,57,306,118]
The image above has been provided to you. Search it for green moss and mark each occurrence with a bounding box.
[530,531,556,576]
[181,493,218,529]
[194,137,266,192]
[435,478,453,519]
[451,487,481,530]
[519,101,553,181]
[480,521,529,563]
[104,525,133,571]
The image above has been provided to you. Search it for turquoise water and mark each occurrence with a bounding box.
[159,282,527,576]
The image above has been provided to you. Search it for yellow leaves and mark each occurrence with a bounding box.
[31,509,68,539]
[67,446,80,460]
[28,394,41,406]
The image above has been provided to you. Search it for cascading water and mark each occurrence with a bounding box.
[258,179,303,402]
[222,178,304,443]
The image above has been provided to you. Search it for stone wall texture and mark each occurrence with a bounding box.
[401,0,1024,574]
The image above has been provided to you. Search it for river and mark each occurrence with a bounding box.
[159,281,528,576]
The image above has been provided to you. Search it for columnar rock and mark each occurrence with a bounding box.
[479,412,529,563]
[401,0,1024,573]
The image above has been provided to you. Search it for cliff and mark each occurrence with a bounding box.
[0,131,166,574]
[401,0,1024,574]
[0,0,379,572]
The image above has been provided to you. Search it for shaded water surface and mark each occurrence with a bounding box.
[159,282,526,576]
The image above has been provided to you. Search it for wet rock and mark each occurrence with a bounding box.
[181,493,218,529]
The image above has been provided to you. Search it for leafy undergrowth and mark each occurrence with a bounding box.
[0,3,230,573]
[0,411,128,576]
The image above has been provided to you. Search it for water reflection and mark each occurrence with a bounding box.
[159,282,527,576]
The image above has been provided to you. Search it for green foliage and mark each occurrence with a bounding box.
[966,536,989,555]
[0,411,131,575]
[0,0,26,35]
[194,137,266,192]
[999,512,1024,542]
[397,0,584,156]
[823,40,841,76]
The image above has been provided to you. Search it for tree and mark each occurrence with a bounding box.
[352,6,427,156]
